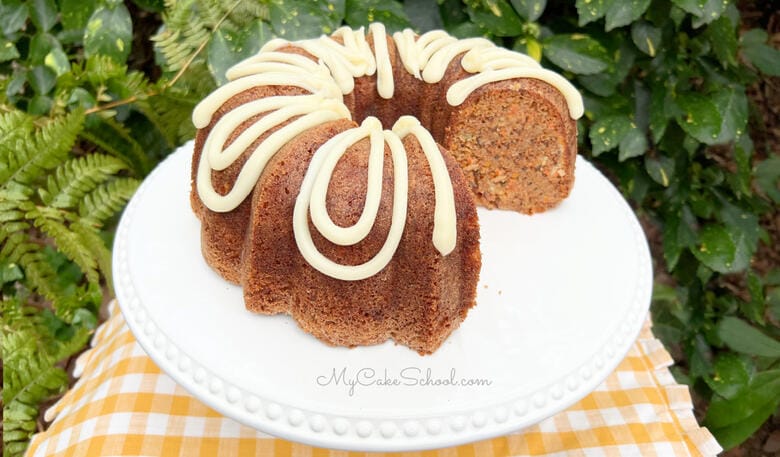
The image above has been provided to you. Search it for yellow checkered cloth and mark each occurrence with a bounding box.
[27,301,721,457]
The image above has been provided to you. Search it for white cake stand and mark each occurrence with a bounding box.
[113,142,652,452]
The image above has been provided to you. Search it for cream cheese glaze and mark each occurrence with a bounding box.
[193,25,583,280]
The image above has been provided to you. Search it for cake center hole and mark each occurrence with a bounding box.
[350,94,439,141]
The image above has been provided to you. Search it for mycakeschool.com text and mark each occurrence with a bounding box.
[316,367,493,396]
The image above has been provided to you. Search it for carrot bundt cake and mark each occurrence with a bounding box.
[190,24,583,354]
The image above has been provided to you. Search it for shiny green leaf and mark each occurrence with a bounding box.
[743,272,765,325]
[589,115,632,156]
[83,4,133,62]
[732,134,753,196]
[660,217,681,271]
[691,0,729,26]
[465,0,523,36]
[605,0,650,31]
[207,22,271,85]
[30,0,57,32]
[706,369,780,450]
[741,29,780,76]
[711,87,748,144]
[645,154,675,187]
[631,21,661,56]
[693,224,735,273]
[755,156,780,203]
[0,1,28,35]
[719,201,759,273]
[676,93,722,144]
[705,353,750,399]
[271,0,345,39]
[671,0,726,22]
[29,33,61,65]
[543,34,610,75]
[706,15,737,67]
[510,0,547,22]
[618,127,648,160]
[649,85,671,142]
[45,48,71,76]
[28,95,53,115]
[0,261,23,284]
[345,0,410,33]
[60,0,99,31]
[403,0,443,32]
[717,317,780,358]
[710,400,778,451]
[575,0,611,26]
[439,0,470,29]
[28,66,56,94]
[0,39,19,62]
[448,21,487,39]
[688,333,714,378]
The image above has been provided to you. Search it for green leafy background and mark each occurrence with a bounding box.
[1,0,778,455]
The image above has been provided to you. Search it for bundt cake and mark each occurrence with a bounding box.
[190,24,583,354]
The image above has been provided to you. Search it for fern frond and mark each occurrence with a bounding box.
[2,314,68,452]
[231,0,270,25]
[0,200,27,223]
[1,296,89,457]
[84,55,129,86]
[53,326,93,361]
[72,220,113,289]
[168,62,215,100]
[2,333,67,404]
[39,154,128,208]
[0,180,34,201]
[30,213,100,285]
[2,109,85,187]
[15,243,64,306]
[108,70,153,100]
[0,227,63,308]
[0,109,35,184]
[81,117,151,175]
[154,0,265,79]
[197,0,225,24]
[136,87,199,145]
[154,0,212,73]
[0,226,31,260]
[79,177,140,226]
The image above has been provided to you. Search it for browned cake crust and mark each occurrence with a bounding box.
[191,31,576,354]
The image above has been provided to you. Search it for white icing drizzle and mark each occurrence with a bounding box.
[197,95,350,212]
[193,25,585,279]
[225,52,325,81]
[392,29,420,78]
[293,117,407,281]
[448,67,585,118]
[392,116,457,255]
[390,31,583,118]
[369,23,394,99]
[423,38,494,83]
[297,27,377,94]
[293,116,455,280]
[192,73,341,129]
[308,117,386,246]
